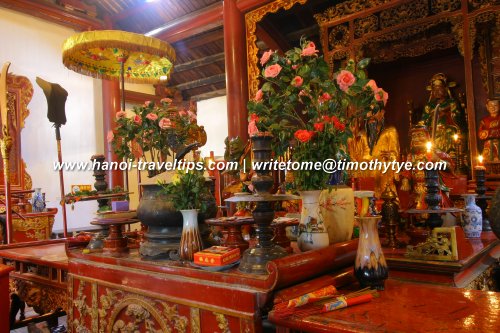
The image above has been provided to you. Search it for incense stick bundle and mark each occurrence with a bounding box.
[273,285,338,315]
[273,288,377,319]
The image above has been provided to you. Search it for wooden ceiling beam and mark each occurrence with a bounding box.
[173,73,226,91]
[110,0,155,24]
[174,52,225,73]
[0,0,104,31]
[190,88,227,102]
[173,28,224,54]
[145,3,223,43]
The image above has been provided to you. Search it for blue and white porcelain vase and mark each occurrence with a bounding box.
[462,194,482,238]
[32,188,45,212]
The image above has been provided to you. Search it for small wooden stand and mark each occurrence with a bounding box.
[205,217,254,253]
[90,218,139,255]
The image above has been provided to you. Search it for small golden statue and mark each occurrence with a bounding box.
[348,109,400,199]
[479,99,500,162]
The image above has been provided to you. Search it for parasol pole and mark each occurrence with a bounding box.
[55,124,68,237]
[120,61,129,192]
[0,62,13,243]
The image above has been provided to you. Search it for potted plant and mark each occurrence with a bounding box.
[247,38,388,249]
[160,169,209,261]
[109,98,200,177]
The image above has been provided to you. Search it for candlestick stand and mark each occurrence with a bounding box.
[424,169,442,229]
[475,167,491,231]
[226,133,298,274]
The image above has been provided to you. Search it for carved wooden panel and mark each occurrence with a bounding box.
[68,274,256,333]
[0,74,33,193]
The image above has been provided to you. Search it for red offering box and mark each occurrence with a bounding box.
[194,246,240,266]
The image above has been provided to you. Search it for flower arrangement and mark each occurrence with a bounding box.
[159,169,210,210]
[109,98,198,167]
[247,39,388,190]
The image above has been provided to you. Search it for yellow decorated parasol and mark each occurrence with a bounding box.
[61,30,176,195]
[62,30,176,110]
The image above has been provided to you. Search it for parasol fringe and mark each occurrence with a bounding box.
[61,30,176,84]
[62,30,176,62]
[62,62,170,84]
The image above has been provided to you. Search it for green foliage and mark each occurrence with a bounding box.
[247,38,387,190]
[159,169,210,210]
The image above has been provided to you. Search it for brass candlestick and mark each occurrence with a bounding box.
[424,169,442,229]
[381,185,404,248]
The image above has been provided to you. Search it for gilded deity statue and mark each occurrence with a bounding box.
[400,122,453,210]
[479,99,500,162]
[348,109,400,199]
[421,73,466,157]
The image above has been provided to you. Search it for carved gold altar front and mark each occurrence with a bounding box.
[68,275,252,333]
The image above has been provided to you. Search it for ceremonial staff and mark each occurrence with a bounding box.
[36,77,69,237]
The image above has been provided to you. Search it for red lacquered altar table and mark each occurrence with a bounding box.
[0,239,68,315]
[269,279,500,333]
[67,240,358,333]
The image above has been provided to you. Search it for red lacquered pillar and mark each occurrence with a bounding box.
[223,0,249,141]
[102,79,124,189]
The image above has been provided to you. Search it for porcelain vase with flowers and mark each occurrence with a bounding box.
[297,190,330,251]
[248,39,387,249]
[319,171,355,244]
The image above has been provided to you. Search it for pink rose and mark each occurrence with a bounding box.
[336,70,356,92]
[160,98,172,104]
[254,89,263,102]
[178,110,187,117]
[260,50,273,66]
[146,113,158,121]
[107,130,114,143]
[292,76,303,87]
[159,117,172,129]
[187,110,197,121]
[292,65,299,70]
[248,120,259,136]
[301,42,319,57]
[264,64,282,78]
[365,80,378,93]
[116,110,126,119]
[133,115,142,125]
[144,100,152,107]
[375,88,389,105]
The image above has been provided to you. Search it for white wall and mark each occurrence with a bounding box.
[196,95,228,158]
[0,7,102,233]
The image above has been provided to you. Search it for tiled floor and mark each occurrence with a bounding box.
[10,307,66,333]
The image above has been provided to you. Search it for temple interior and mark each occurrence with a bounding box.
[0,1,499,332]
